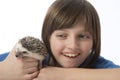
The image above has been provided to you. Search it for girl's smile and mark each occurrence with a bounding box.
[49,23,93,68]
[62,52,80,58]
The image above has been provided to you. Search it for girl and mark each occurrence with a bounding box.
[35,0,120,80]
[0,0,120,80]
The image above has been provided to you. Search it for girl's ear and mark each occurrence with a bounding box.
[89,49,92,54]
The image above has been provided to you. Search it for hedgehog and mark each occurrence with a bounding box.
[15,36,47,69]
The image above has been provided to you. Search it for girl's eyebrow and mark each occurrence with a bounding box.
[56,28,87,32]
[55,30,89,34]
[56,29,68,32]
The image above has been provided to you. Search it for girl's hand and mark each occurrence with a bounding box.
[1,44,39,80]
[33,67,69,80]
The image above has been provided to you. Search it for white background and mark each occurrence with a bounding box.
[0,0,120,65]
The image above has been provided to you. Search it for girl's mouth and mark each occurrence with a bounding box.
[63,53,80,58]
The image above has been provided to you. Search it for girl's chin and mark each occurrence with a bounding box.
[55,60,81,68]
[55,63,78,68]
[62,66,79,68]
[60,64,80,68]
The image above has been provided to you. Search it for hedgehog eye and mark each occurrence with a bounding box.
[22,51,27,53]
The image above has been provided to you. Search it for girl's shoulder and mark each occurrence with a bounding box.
[92,56,120,68]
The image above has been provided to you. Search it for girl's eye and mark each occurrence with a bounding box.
[78,34,89,39]
[56,34,67,39]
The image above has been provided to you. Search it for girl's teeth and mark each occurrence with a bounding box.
[63,53,79,58]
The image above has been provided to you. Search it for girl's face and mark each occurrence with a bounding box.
[49,23,93,68]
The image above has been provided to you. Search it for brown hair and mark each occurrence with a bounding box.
[42,0,101,68]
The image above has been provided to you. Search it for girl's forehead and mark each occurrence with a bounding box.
[54,18,93,34]
[56,23,89,33]
[62,22,88,31]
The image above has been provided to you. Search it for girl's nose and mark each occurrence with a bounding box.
[66,37,79,50]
